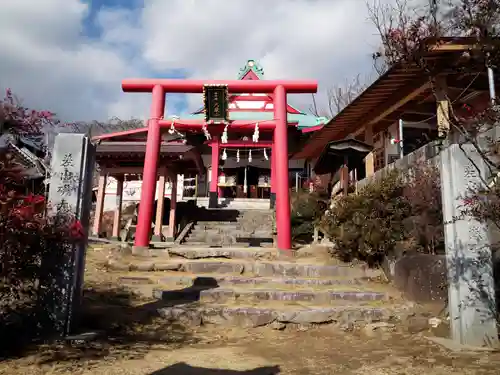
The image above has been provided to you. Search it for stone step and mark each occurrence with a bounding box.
[195,199,271,211]
[183,234,235,243]
[183,233,273,243]
[196,221,242,226]
[197,218,274,223]
[156,301,404,328]
[189,229,272,238]
[168,247,278,260]
[189,228,273,237]
[118,273,376,288]
[152,287,390,304]
[183,238,273,247]
[196,223,241,229]
[186,236,273,243]
[251,230,274,237]
[190,228,222,234]
[179,241,252,247]
[184,233,215,242]
[182,239,260,247]
[199,216,273,221]
[253,241,275,248]
[106,258,375,278]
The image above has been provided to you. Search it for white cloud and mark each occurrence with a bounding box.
[0,0,147,122]
[0,0,389,122]
[142,0,382,112]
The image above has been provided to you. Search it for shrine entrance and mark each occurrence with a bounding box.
[120,77,318,253]
[219,164,271,199]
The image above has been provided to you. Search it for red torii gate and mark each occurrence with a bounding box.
[121,78,318,253]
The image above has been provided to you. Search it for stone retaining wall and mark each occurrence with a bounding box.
[392,251,500,311]
[392,254,447,304]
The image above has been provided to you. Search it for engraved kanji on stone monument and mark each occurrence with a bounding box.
[56,153,80,197]
[440,143,498,347]
[463,162,483,192]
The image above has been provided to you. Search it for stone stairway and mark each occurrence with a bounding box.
[193,198,271,211]
[105,245,413,329]
[180,209,274,247]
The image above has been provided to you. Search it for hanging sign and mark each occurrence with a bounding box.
[203,84,229,124]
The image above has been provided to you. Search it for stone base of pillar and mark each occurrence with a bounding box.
[277,249,293,258]
[270,193,276,209]
[151,235,163,242]
[132,246,150,256]
[209,192,218,209]
[165,236,175,242]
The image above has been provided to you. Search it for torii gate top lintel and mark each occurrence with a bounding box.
[121,79,318,94]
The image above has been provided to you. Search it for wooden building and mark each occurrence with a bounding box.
[296,38,498,194]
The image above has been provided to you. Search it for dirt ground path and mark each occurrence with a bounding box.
[3,326,500,375]
[2,248,500,375]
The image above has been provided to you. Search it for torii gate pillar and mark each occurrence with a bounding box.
[134,85,165,249]
[270,141,276,209]
[273,85,292,252]
[209,137,220,209]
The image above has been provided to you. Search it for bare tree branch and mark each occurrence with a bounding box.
[367,0,500,70]
[65,117,145,138]
[309,75,369,118]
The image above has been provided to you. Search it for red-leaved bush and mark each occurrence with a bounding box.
[0,89,59,137]
[0,90,82,349]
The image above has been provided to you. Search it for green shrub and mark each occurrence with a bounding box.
[322,170,409,264]
[322,163,443,265]
[290,190,328,243]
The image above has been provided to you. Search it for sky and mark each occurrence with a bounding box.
[0,0,392,123]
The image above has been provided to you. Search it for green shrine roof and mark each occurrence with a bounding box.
[185,111,326,129]
[237,59,265,79]
[172,60,326,130]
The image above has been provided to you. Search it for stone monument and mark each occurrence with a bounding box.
[47,133,96,336]
[440,143,499,347]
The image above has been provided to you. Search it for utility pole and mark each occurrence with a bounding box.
[487,54,496,105]
[398,119,404,159]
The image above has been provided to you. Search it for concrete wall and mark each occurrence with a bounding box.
[357,124,500,189]
[356,141,442,189]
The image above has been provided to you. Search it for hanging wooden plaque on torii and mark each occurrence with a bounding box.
[203,84,229,124]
